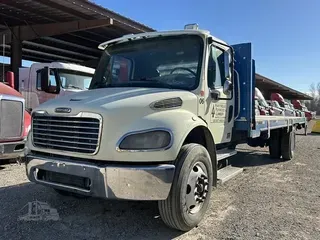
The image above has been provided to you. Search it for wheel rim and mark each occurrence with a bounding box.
[185,162,209,215]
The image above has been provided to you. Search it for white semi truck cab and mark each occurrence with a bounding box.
[19,62,95,112]
[25,25,306,231]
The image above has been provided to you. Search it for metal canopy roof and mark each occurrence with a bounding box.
[0,1,311,101]
[0,0,155,64]
[255,73,312,100]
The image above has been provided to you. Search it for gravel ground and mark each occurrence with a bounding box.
[1,123,320,240]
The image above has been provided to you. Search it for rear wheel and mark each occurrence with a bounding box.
[304,124,308,136]
[281,129,296,160]
[158,144,213,231]
[269,130,281,159]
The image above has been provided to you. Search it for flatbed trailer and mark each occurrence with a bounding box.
[253,116,307,136]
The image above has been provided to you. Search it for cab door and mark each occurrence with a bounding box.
[204,44,234,144]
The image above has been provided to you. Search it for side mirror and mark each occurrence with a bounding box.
[40,67,49,92]
[39,67,60,94]
[223,80,232,94]
[224,51,231,81]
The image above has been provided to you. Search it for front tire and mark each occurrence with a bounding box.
[158,144,213,231]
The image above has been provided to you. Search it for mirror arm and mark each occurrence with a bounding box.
[210,89,220,100]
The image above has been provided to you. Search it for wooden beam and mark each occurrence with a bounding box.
[23,41,98,60]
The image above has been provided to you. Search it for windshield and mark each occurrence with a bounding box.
[57,69,93,90]
[90,35,204,90]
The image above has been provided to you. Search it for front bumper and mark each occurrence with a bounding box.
[0,140,26,160]
[25,154,175,201]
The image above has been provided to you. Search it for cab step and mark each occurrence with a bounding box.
[216,149,237,161]
[217,166,243,184]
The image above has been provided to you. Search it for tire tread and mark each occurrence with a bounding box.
[158,144,212,231]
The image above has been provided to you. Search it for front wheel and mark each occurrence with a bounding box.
[158,144,213,231]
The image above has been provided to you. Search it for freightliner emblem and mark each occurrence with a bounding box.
[55,107,72,113]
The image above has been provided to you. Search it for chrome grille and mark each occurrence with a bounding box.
[0,98,23,140]
[32,115,101,154]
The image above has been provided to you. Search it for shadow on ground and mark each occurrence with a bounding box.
[0,182,183,240]
[230,148,281,168]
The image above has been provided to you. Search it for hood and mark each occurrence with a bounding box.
[35,87,198,115]
[0,82,22,97]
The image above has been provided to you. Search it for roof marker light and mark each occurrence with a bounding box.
[184,23,199,30]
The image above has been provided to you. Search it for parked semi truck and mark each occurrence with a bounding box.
[0,78,31,161]
[19,62,94,112]
[25,25,307,231]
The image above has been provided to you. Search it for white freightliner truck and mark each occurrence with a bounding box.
[25,25,307,231]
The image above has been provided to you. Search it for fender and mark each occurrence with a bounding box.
[108,109,210,162]
[23,110,31,137]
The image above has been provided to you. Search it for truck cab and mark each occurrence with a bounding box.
[25,25,305,231]
[0,81,31,161]
[19,62,95,112]
[292,99,313,121]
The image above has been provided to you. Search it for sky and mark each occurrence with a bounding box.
[91,0,319,93]
[1,0,318,92]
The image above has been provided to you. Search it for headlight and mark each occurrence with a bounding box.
[118,129,172,151]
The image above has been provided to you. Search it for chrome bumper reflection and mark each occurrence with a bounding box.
[25,155,175,200]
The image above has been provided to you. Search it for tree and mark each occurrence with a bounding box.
[307,82,320,115]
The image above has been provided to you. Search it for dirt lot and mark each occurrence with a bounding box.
[1,126,320,240]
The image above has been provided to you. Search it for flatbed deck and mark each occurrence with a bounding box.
[251,116,307,138]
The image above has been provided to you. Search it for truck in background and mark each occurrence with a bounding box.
[255,87,284,116]
[270,93,297,116]
[25,25,307,231]
[19,62,95,112]
[291,99,315,121]
[0,74,31,161]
